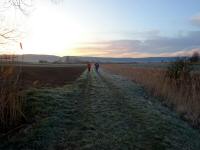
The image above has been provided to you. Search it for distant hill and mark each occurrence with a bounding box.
[0,54,183,63]
[62,56,179,63]
[15,54,60,63]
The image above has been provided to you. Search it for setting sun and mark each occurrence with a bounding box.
[23,1,87,56]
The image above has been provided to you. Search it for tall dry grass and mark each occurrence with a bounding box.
[0,64,25,131]
[103,64,200,126]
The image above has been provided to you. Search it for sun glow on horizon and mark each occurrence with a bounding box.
[22,1,91,56]
[1,0,199,58]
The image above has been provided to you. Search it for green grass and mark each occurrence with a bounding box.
[1,70,200,150]
[0,81,81,149]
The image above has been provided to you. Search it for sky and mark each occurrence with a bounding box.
[1,0,200,57]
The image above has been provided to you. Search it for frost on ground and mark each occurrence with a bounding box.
[1,69,200,150]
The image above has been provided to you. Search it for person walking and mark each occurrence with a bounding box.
[87,63,91,72]
[95,62,100,72]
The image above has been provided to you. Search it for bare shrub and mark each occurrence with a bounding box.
[0,0,28,131]
[166,59,192,80]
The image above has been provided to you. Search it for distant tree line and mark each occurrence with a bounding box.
[166,51,200,81]
[189,52,199,63]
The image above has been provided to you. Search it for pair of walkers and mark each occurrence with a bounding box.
[87,63,100,72]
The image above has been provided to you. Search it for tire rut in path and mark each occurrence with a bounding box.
[67,70,200,150]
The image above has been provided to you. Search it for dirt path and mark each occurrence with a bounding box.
[1,69,200,150]
[71,69,200,150]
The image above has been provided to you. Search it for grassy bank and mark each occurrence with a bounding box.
[103,64,200,127]
[0,64,86,132]
[0,78,83,149]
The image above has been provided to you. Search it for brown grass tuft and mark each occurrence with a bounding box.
[0,64,25,131]
[103,64,200,126]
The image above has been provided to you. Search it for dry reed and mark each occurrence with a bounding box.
[103,64,200,126]
[0,63,25,131]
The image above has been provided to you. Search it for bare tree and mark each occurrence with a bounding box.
[0,0,62,44]
[0,0,34,49]
[0,29,17,44]
[2,0,33,13]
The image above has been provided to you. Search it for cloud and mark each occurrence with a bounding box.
[191,15,200,26]
[73,46,155,58]
[73,30,200,58]
[157,48,200,57]
[74,47,200,58]
[139,31,200,53]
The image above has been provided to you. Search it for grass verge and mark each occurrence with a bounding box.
[103,64,200,127]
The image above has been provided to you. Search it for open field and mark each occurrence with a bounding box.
[20,64,86,88]
[0,64,86,88]
[1,69,200,149]
[120,62,200,71]
[102,63,200,126]
[0,64,86,132]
